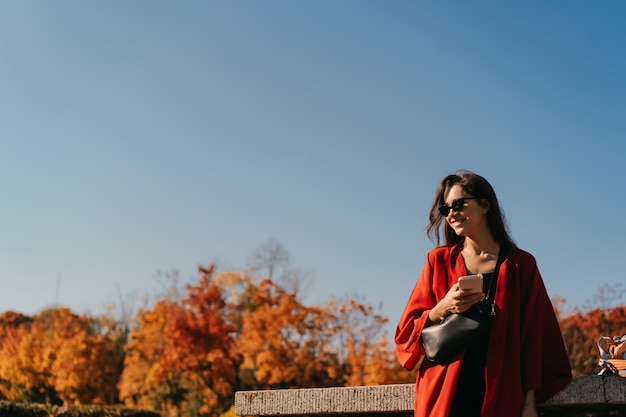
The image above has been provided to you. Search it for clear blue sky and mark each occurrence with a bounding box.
[1,2,624,331]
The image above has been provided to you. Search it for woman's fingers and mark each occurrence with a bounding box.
[454,292,485,312]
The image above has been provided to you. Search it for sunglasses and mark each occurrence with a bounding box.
[438,197,477,216]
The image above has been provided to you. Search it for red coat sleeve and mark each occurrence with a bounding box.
[395,252,438,371]
[483,249,572,416]
[395,247,465,417]
[517,254,572,403]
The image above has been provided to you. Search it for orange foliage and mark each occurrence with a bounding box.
[559,305,626,375]
[119,267,242,417]
[118,299,183,413]
[238,279,341,388]
[0,261,415,415]
[0,308,118,405]
[164,272,238,414]
[119,265,412,416]
[4,254,626,417]
[327,297,414,386]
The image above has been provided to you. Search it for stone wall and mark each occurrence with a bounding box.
[235,375,626,417]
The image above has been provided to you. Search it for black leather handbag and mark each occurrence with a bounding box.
[421,247,508,364]
[421,303,488,363]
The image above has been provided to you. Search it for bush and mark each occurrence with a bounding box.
[0,401,48,417]
[0,401,161,417]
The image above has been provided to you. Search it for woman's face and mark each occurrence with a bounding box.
[442,184,489,238]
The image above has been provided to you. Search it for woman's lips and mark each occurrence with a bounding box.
[449,217,466,227]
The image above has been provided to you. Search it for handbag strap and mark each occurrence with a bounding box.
[485,245,509,315]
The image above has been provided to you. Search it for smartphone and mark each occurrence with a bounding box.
[458,273,483,293]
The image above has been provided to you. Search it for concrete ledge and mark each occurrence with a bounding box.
[235,375,626,417]
[236,384,415,416]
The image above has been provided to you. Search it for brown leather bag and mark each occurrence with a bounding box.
[598,335,626,377]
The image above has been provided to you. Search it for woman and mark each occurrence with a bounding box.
[395,171,571,417]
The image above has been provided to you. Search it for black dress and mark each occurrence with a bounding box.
[448,272,494,417]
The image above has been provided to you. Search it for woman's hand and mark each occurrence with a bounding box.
[521,390,538,417]
[521,403,538,417]
[427,283,485,323]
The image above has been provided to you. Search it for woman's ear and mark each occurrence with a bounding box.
[479,199,491,214]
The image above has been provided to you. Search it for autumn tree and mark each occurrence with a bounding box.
[0,307,119,405]
[237,278,342,389]
[326,297,414,386]
[0,241,419,416]
[247,239,305,296]
[559,305,626,375]
[247,239,292,282]
[558,283,626,375]
[118,242,414,415]
[120,255,417,417]
[582,282,625,312]
[119,299,187,416]
[0,316,56,403]
[0,311,33,336]
[120,265,254,417]
[163,266,239,416]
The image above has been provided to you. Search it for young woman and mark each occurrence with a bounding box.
[395,171,571,417]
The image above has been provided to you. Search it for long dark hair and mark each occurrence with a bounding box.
[426,171,516,248]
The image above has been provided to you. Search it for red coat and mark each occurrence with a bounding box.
[395,243,572,417]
